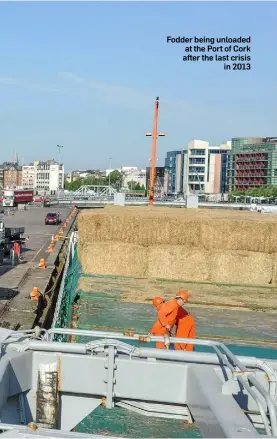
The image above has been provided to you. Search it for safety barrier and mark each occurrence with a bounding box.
[8,325,277,436]
[50,230,79,339]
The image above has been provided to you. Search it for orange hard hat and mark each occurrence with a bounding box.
[152,296,164,308]
[176,290,190,301]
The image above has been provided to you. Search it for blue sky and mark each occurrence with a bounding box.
[0,1,276,171]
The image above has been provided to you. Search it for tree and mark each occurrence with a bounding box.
[127,181,145,191]
[107,170,122,185]
[230,186,277,202]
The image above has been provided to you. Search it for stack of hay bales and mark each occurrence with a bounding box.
[77,207,277,285]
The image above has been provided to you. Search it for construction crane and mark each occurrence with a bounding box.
[145,97,166,207]
[195,170,205,198]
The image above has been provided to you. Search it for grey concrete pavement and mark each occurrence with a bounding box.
[0,206,75,328]
[2,207,71,264]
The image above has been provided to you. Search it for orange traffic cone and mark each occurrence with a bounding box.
[51,235,55,244]
[30,287,39,301]
[39,259,46,269]
[47,245,54,253]
[54,235,59,242]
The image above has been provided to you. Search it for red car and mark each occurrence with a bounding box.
[45,212,61,225]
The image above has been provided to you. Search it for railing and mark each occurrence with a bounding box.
[11,326,277,436]
[50,230,77,333]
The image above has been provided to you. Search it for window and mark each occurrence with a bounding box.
[191,149,205,155]
[189,158,205,164]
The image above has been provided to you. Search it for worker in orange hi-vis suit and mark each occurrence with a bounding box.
[175,306,196,352]
[149,291,190,349]
[152,296,164,311]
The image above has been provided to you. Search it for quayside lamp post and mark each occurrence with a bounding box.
[57,144,64,198]
[145,97,167,207]
[108,157,112,196]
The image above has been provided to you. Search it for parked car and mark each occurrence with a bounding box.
[45,212,61,225]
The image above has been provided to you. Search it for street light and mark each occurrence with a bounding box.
[145,97,167,206]
[108,157,112,195]
[57,144,64,198]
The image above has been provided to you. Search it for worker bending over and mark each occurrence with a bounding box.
[151,292,195,351]
[175,305,195,352]
[150,291,190,349]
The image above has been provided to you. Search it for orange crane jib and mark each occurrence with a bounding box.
[149,97,159,207]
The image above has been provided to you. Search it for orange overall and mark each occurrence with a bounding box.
[150,298,179,349]
[174,307,195,352]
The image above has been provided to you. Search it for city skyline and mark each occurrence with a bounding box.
[0,2,276,169]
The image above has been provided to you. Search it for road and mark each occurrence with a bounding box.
[2,207,71,264]
[0,206,73,329]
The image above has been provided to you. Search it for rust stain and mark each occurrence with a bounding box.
[57,356,62,392]
[123,330,135,337]
[138,336,149,343]
[27,422,38,431]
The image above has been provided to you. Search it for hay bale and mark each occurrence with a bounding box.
[269,254,277,285]
[147,246,210,281]
[79,242,148,277]
[209,250,273,285]
[78,207,277,253]
[200,220,277,253]
[77,207,277,285]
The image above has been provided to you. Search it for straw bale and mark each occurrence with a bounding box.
[269,254,277,285]
[209,250,273,285]
[78,207,277,253]
[77,207,277,285]
[147,246,209,282]
[79,242,148,277]
[147,246,273,284]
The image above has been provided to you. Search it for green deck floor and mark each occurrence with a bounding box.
[77,406,201,438]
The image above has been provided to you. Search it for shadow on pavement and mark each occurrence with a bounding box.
[0,288,19,301]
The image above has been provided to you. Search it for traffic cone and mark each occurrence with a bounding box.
[39,259,46,269]
[30,287,39,301]
[47,244,54,253]
[51,235,55,244]
[54,235,59,242]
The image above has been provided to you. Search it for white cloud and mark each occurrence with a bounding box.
[0,71,193,114]
[0,76,62,93]
[59,71,153,106]
[0,77,20,85]
[58,71,195,112]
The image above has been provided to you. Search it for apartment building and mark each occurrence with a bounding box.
[122,169,146,188]
[22,160,64,194]
[71,170,106,181]
[22,164,36,189]
[0,162,22,189]
[163,140,231,196]
[227,137,277,192]
[183,139,231,195]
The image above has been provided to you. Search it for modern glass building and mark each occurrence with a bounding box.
[227,137,277,192]
[164,150,187,195]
